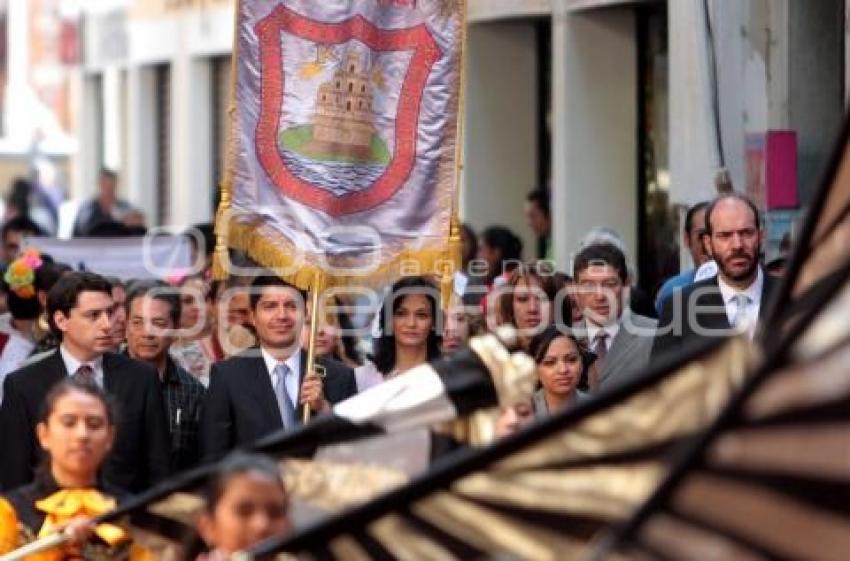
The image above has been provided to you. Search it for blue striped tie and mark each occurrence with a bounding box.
[273,363,296,430]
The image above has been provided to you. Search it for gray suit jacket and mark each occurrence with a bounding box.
[579,311,657,394]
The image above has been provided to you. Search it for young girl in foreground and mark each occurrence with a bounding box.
[0,378,148,560]
[196,452,291,560]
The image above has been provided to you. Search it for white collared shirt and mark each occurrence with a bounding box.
[717,268,764,340]
[60,345,105,388]
[261,346,301,405]
[585,319,620,352]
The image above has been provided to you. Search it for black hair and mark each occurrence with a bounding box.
[325,295,363,367]
[461,223,478,266]
[89,221,132,238]
[186,223,216,259]
[526,188,551,218]
[1,215,45,242]
[6,288,40,320]
[372,276,442,375]
[481,226,523,278]
[5,178,33,218]
[46,272,113,337]
[35,260,71,294]
[684,201,710,235]
[249,274,306,310]
[704,193,762,236]
[38,378,119,427]
[125,280,181,326]
[202,451,286,514]
[99,168,118,181]
[572,243,629,284]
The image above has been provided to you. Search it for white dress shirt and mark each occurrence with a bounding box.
[60,345,105,387]
[261,346,301,406]
[717,268,764,340]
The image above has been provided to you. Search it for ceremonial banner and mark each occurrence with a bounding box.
[217,0,465,291]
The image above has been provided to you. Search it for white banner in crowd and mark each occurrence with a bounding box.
[24,236,193,280]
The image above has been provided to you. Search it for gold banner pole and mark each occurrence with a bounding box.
[302,275,322,424]
[212,0,242,280]
[441,2,468,310]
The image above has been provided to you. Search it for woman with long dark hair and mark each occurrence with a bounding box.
[355,276,442,392]
[528,326,590,417]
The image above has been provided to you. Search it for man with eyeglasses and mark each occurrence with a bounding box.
[572,243,657,394]
[653,193,777,359]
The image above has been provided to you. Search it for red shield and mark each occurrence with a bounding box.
[255,6,442,217]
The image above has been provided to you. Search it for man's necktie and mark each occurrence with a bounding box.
[74,364,95,383]
[273,363,296,430]
[590,332,608,390]
[732,293,750,329]
[731,293,754,336]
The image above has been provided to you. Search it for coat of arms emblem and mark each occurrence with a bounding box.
[255,6,442,217]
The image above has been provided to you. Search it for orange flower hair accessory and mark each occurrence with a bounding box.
[4,248,42,299]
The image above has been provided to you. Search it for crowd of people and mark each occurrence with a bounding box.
[0,179,787,557]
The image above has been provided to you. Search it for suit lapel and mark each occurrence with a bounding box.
[250,356,284,429]
[696,277,731,332]
[44,349,69,389]
[298,349,307,391]
[102,353,116,393]
[294,350,310,427]
[759,273,777,319]
[599,327,636,384]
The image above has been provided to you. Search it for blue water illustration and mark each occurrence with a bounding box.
[282,149,388,197]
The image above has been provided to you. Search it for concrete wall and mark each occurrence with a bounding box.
[551,5,638,271]
[170,57,214,226]
[462,21,540,262]
[125,67,158,219]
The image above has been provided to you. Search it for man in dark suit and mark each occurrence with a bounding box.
[200,274,357,462]
[653,193,777,359]
[572,243,657,393]
[0,272,170,492]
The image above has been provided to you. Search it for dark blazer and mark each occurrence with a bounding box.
[200,349,357,462]
[652,272,777,360]
[0,350,171,493]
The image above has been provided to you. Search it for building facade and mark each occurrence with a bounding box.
[70,0,847,294]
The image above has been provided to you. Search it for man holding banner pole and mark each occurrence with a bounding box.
[199,274,357,463]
